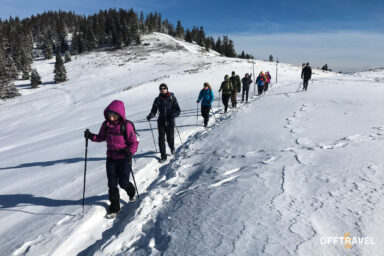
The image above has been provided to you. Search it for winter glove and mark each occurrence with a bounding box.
[84,130,94,140]
[196,100,199,103]
[146,113,153,121]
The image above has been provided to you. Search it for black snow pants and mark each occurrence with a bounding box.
[242,86,250,102]
[106,157,135,213]
[158,124,175,160]
[201,105,211,127]
[303,78,309,90]
[258,86,264,95]
[222,94,230,113]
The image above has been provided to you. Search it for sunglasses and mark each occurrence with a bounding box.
[160,87,167,91]
[107,111,119,116]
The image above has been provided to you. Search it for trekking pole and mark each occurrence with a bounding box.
[82,129,89,213]
[196,103,199,126]
[210,107,217,122]
[148,120,158,152]
[130,168,140,199]
[218,91,221,112]
[175,123,183,144]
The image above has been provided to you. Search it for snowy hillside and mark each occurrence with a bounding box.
[1,33,383,256]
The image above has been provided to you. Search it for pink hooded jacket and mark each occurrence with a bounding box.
[91,100,139,159]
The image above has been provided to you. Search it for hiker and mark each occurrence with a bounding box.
[241,73,253,103]
[197,82,214,127]
[229,71,241,108]
[264,71,271,92]
[219,75,233,113]
[256,72,265,95]
[146,83,181,163]
[301,62,312,90]
[84,100,139,215]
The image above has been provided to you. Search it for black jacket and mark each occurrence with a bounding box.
[149,92,181,126]
[301,66,312,80]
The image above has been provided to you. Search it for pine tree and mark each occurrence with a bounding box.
[64,51,71,62]
[0,45,19,98]
[176,21,185,38]
[185,29,192,43]
[54,53,67,83]
[30,68,42,88]
[44,39,54,59]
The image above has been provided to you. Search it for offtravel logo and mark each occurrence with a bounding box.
[320,233,375,249]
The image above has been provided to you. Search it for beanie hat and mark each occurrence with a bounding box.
[159,83,168,90]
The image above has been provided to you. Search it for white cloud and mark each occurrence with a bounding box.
[227,31,384,73]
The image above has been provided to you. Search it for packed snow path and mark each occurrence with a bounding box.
[1,33,383,255]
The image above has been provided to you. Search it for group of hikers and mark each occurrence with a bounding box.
[83,65,311,216]
[218,71,272,113]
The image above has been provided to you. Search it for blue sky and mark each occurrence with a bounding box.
[1,0,383,72]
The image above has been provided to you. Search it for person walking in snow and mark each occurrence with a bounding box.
[301,62,312,90]
[197,82,214,127]
[241,73,253,103]
[229,71,241,108]
[264,71,271,92]
[84,100,139,215]
[147,83,181,163]
[256,72,265,95]
[219,75,233,113]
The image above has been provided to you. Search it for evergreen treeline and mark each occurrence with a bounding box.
[0,9,253,99]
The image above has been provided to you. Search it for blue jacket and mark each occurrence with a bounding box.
[197,88,214,106]
[256,76,264,86]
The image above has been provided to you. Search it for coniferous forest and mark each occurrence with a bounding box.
[0,9,254,99]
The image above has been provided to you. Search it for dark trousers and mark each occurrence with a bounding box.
[258,86,264,95]
[106,157,135,212]
[201,105,211,127]
[231,91,238,107]
[303,79,309,90]
[222,94,230,112]
[242,86,249,102]
[158,124,174,159]
[264,83,269,91]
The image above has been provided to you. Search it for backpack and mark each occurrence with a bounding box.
[105,119,140,147]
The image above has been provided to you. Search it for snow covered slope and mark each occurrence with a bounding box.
[0,33,383,256]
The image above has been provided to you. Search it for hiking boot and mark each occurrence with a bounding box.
[159,158,167,163]
[129,195,136,203]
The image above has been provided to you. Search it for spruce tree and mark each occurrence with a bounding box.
[176,21,185,38]
[185,29,192,43]
[44,39,54,59]
[54,53,67,83]
[64,51,71,62]
[30,68,42,88]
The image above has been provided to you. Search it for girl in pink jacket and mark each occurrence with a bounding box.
[85,100,139,214]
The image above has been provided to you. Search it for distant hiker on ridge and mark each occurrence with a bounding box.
[147,83,181,163]
[84,100,139,216]
[219,75,233,113]
[301,62,312,91]
[197,82,214,127]
[241,73,253,103]
[229,71,241,108]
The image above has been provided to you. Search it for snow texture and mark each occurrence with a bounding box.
[1,33,384,256]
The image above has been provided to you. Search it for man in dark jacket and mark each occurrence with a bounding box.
[301,62,312,90]
[241,73,253,103]
[147,83,181,162]
[229,71,241,108]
